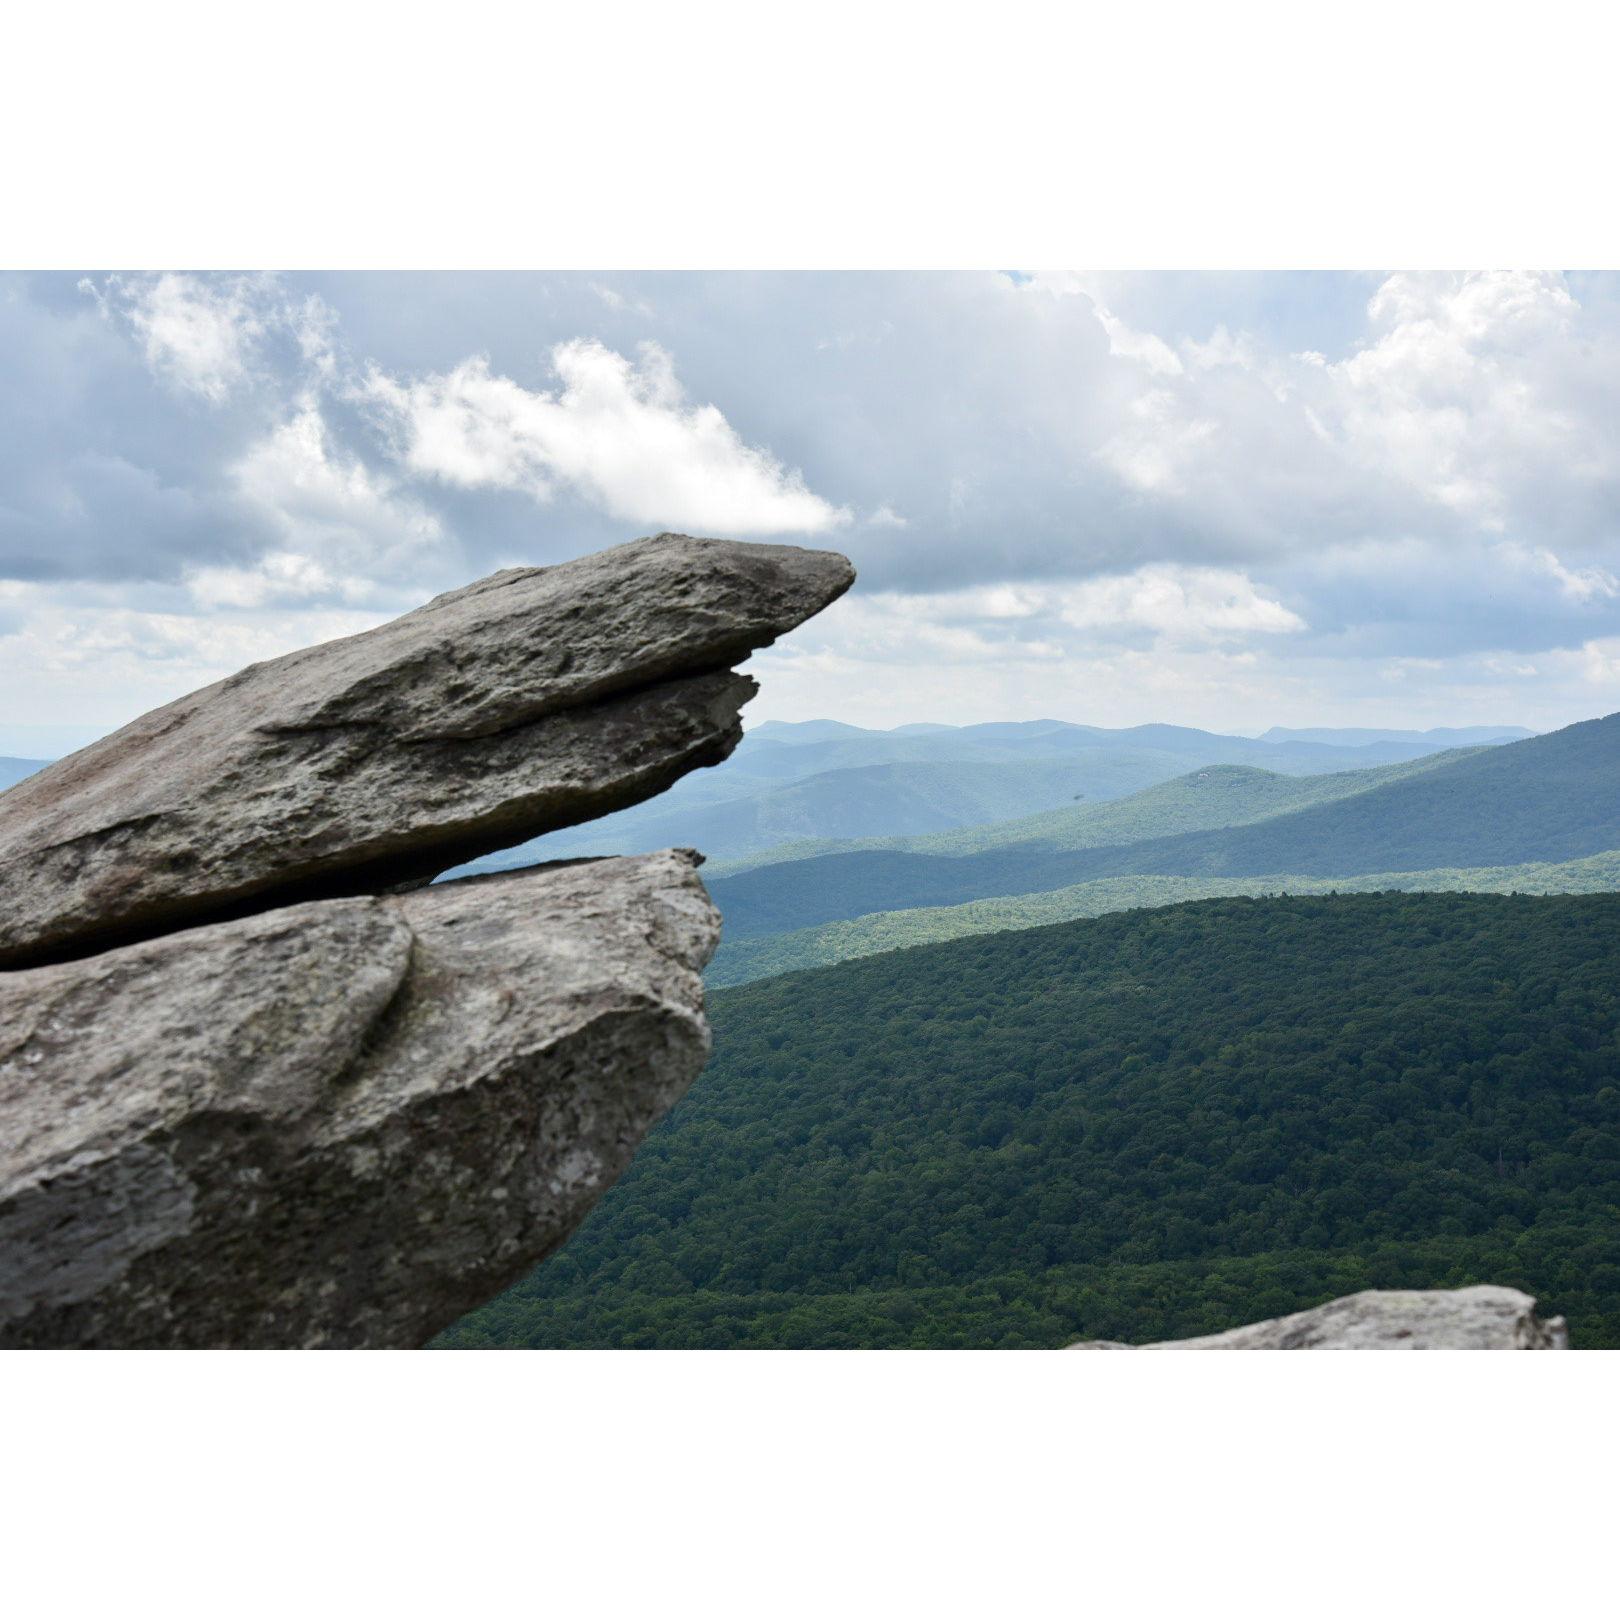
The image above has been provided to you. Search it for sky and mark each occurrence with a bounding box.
[3,268,1620,755]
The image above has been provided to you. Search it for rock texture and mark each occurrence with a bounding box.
[1066,1286,1568,1350]
[0,532,853,1347]
[0,852,719,1349]
[0,533,853,970]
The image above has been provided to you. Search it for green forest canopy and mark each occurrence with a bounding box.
[706,851,1620,988]
[439,891,1620,1350]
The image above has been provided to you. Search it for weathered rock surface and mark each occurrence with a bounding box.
[0,534,853,970]
[0,851,719,1349]
[1066,1286,1568,1350]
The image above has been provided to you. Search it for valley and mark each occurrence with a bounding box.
[436,708,1620,1351]
[440,891,1620,1349]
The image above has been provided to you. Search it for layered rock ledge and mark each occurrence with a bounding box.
[0,533,852,1348]
[0,534,853,971]
[1065,1285,1568,1350]
[0,852,719,1349]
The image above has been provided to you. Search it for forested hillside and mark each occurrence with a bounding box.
[707,714,1620,938]
[438,892,1620,1350]
[706,851,1620,987]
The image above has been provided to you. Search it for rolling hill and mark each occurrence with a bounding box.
[705,750,1473,876]
[438,891,1620,1350]
[458,717,1522,871]
[706,850,1620,987]
[706,713,1620,940]
[468,756,1174,868]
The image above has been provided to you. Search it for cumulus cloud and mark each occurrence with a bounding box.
[83,272,341,407]
[1093,305,1185,377]
[838,565,1302,652]
[1051,270,1620,558]
[1019,271,1184,375]
[743,595,1313,736]
[1504,544,1619,605]
[114,272,269,402]
[1054,565,1304,640]
[359,340,850,536]
[211,401,446,607]
[0,574,391,739]
[6,268,1620,739]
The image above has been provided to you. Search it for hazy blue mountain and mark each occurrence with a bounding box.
[730,718,1499,779]
[0,758,47,793]
[1260,724,1535,748]
[472,759,1150,868]
[464,749,1289,870]
[744,719,877,747]
[706,713,1620,940]
[460,716,1524,873]
[707,752,1471,877]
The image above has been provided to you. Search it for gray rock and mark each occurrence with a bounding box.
[1065,1286,1568,1350]
[0,850,719,1348]
[0,534,852,970]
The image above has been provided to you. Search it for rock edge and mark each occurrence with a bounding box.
[1065,1285,1569,1350]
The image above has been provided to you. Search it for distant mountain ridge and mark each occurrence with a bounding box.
[706,713,1620,940]
[462,715,1525,871]
[707,751,1474,877]
[1259,724,1534,748]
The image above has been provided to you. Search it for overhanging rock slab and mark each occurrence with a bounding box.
[0,534,852,969]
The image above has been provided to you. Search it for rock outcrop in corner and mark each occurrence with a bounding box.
[1065,1286,1568,1350]
[0,533,852,1348]
[0,853,717,1349]
[0,533,854,971]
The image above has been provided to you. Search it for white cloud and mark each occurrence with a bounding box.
[1093,304,1185,377]
[1314,271,1585,526]
[777,566,1302,689]
[1183,325,1255,372]
[1578,637,1620,685]
[13,269,1620,739]
[1097,391,1218,494]
[208,401,447,608]
[86,273,342,406]
[745,585,1616,736]
[0,577,392,734]
[187,550,352,611]
[590,283,654,318]
[1054,565,1305,640]
[1503,543,1619,604]
[1019,270,1184,375]
[1011,269,1620,564]
[118,272,270,402]
[360,339,849,536]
